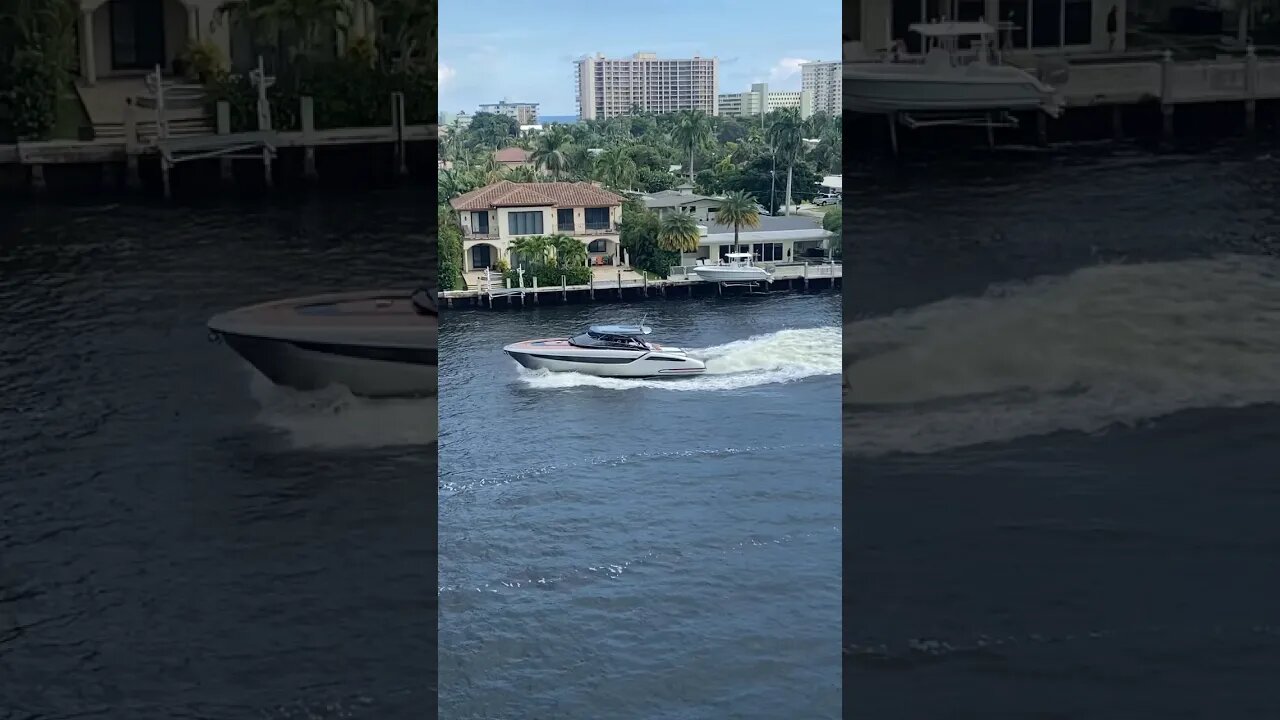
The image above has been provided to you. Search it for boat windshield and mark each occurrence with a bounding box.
[569,331,649,350]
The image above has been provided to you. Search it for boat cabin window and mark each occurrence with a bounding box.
[569,332,649,350]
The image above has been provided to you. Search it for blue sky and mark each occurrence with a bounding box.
[439,0,842,117]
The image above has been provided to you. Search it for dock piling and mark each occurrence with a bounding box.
[1111,106,1124,140]
[561,275,567,301]
[1246,45,1259,136]
[300,96,318,182]
[616,268,623,299]
[532,276,539,303]
[123,99,141,189]
[392,92,408,176]
[29,164,46,193]
[589,277,595,300]
[216,101,233,184]
[1160,49,1175,144]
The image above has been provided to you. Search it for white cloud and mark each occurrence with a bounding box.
[768,57,810,85]
[439,63,456,87]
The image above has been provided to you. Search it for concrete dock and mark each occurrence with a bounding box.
[441,261,842,309]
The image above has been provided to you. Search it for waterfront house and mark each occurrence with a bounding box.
[640,183,723,222]
[450,180,625,271]
[849,0,1127,57]
[687,215,834,267]
[72,0,382,86]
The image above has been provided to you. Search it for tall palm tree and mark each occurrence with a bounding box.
[530,127,572,180]
[670,109,713,185]
[767,108,803,216]
[366,0,432,71]
[594,146,637,191]
[715,190,761,254]
[657,211,700,254]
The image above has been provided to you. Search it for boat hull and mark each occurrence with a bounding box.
[503,339,705,378]
[218,332,437,398]
[209,290,437,398]
[845,65,1060,115]
[690,267,772,283]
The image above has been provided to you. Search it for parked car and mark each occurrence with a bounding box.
[753,203,772,216]
[813,193,841,206]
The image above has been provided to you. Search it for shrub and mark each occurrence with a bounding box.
[5,48,60,139]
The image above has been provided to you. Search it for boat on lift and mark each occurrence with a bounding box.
[844,20,1063,117]
[208,287,437,398]
[689,253,773,283]
[503,323,705,378]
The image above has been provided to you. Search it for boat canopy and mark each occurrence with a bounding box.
[589,324,651,337]
[725,252,754,259]
[908,21,996,37]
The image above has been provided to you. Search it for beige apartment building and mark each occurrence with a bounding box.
[575,52,718,120]
[718,83,814,119]
[478,100,540,125]
[800,61,842,116]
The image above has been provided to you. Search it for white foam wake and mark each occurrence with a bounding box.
[248,372,437,449]
[515,326,841,392]
[846,255,1280,456]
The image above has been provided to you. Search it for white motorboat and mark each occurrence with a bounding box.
[208,287,437,398]
[503,323,705,378]
[689,253,773,283]
[844,21,1063,117]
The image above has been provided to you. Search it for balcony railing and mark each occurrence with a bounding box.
[583,222,616,232]
[463,228,498,239]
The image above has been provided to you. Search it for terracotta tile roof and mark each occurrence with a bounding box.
[450,181,624,211]
[493,147,531,163]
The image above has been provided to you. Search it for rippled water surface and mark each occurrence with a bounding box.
[0,193,435,719]
[438,294,842,719]
[846,146,1280,718]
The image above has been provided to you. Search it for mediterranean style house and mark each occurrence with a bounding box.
[72,0,381,86]
[449,181,625,271]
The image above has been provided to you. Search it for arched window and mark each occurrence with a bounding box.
[588,239,608,253]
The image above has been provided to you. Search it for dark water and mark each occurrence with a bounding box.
[0,193,435,719]
[845,145,1280,718]
[438,294,842,719]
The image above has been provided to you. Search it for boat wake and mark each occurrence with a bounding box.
[248,373,437,449]
[846,255,1280,457]
[515,326,841,391]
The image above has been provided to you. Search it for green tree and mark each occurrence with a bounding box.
[594,145,637,191]
[215,0,352,75]
[619,198,679,277]
[466,111,519,148]
[767,108,803,215]
[716,190,761,254]
[511,235,554,269]
[0,0,78,140]
[530,127,572,180]
[550,234,588,268]
[438,205,465,291]
[366,0,433,71]
[670,109,713,185]
[822,206,841,259]
[658,210,701,253]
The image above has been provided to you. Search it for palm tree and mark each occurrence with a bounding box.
[550,234,588,268]
[715,190,760,254]
[505,165,539,182]
[366,0,432,71]
[657,211,700,254]
[530,127,572,180]
[767,108,803,216]
[670,109,713,185]
[510,235,554,270]
[594,146,637,191]
[216,0,351,73]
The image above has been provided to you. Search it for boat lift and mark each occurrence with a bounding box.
[887,109,1021,154]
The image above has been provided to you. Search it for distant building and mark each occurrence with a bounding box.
[693,214,833,265]
[576,52,718,120]
[492,147,533,169]
[639,183,723,222]
[718,83,814,119]
[478,100,540,125]
[449,181,626,271]
[800,61,841,116]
